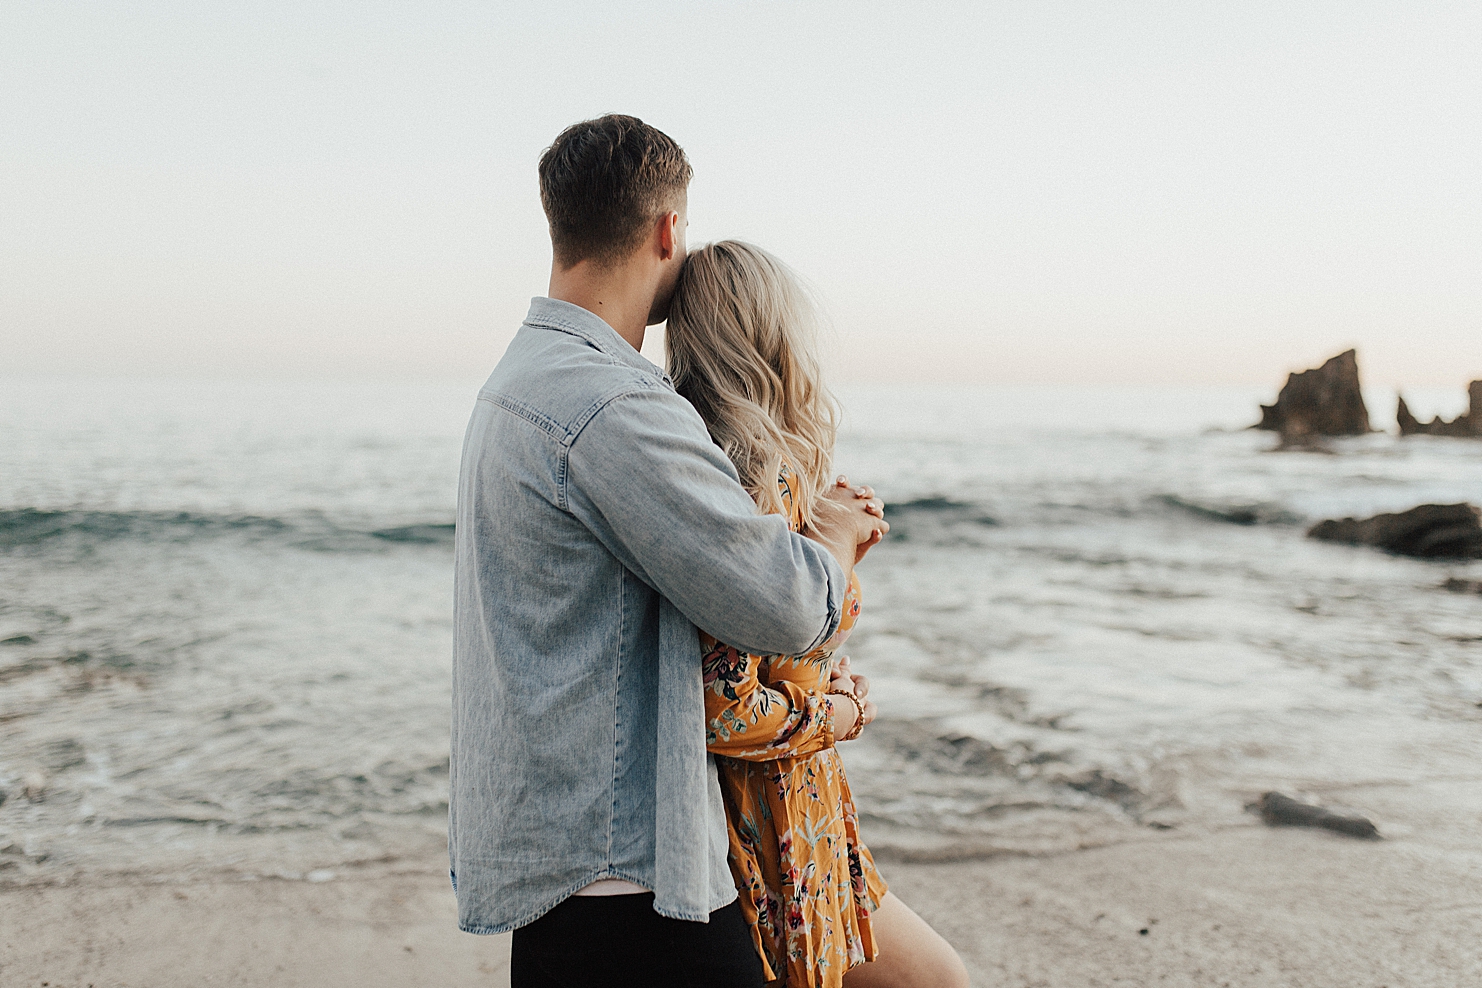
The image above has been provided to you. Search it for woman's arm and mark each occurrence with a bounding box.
[704,575,866,760]
[702,640,862,760]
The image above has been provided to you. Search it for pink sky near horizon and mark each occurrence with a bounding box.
[2,2,1478,388]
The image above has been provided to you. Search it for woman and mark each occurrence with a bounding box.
[665,241,969,988]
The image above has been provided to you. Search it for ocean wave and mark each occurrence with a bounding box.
[882,497,999,544]
[1152,494,1302,526]
[886,497,999,522]
[881,493,1303,536]
[0,508,455,552]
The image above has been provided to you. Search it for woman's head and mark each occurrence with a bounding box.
[665,240,838,525]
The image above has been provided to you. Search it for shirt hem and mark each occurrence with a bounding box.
[457,868,710,935]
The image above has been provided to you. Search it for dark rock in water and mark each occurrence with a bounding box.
[1396,395,1423,435]
[1256,349,1371,442]
[1256,791,1380,839]
[1443,577,1482,595]
[1396,381,1482,438]
[1308,503,1482,559]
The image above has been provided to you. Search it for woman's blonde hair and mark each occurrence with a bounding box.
[665,240,838,527]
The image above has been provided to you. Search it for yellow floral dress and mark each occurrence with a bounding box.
[703,466,888,987]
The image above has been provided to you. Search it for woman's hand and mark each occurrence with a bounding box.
[829,655,877,735]
[805,481,888,576]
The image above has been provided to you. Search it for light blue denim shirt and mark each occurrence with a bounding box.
[449,297,845,934]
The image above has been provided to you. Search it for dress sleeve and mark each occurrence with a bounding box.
[702,638,836,761]
[815,572,863,656]
[704,566,865,761]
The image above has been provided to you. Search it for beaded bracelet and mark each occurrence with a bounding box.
[826,686,866,742]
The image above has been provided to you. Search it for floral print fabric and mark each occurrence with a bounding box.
[703,467,888,986]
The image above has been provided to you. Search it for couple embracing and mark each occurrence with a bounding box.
[450,115,968,988]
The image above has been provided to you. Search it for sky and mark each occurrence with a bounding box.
[2,1,1479,388]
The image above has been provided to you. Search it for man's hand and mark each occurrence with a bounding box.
[804,475,887,576]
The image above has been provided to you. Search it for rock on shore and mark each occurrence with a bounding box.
[1255,791,1380,839]
[1256,349,1371,443]
[1397,381,1481,437]
[1308,503,1482,559]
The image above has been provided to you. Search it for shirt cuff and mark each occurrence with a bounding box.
[800,554,846,655]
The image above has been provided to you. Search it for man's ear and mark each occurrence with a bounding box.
[656,211,680,262]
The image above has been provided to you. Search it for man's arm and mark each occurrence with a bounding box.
[565,387,887,657]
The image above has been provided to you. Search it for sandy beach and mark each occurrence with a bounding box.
[6,812,1479,988]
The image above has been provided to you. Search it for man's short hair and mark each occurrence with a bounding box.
[538,115,692,269]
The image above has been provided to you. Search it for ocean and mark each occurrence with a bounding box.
[2,377,1479,885]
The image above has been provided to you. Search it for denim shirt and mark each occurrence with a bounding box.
[449,297,845,934]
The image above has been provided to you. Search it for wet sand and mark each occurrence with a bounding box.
[4,821,1478,988]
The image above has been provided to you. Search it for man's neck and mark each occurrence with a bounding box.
[548,260,653,352]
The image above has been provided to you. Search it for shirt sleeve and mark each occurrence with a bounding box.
[565,386,844,658]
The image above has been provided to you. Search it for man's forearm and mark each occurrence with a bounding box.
[805,527,855,587]
[566,393,878,658]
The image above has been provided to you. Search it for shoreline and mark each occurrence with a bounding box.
[4,823,1477,987]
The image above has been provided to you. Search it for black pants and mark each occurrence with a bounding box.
[510,892,765,988]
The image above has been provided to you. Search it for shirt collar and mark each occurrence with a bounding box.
[523,297,670,384]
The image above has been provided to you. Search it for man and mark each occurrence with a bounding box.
[449,115,887,987]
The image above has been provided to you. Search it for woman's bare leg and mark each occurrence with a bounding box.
[843,891,970,988]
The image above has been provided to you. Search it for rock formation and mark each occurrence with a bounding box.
[1256,349,1371,443]
[1255,792,1380,839]
[1308,503,1482,559]
[1396,381,1481,437]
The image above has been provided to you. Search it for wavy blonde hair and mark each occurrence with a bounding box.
[665,240,838,527]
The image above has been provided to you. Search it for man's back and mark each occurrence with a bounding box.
[450,297,845,934]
